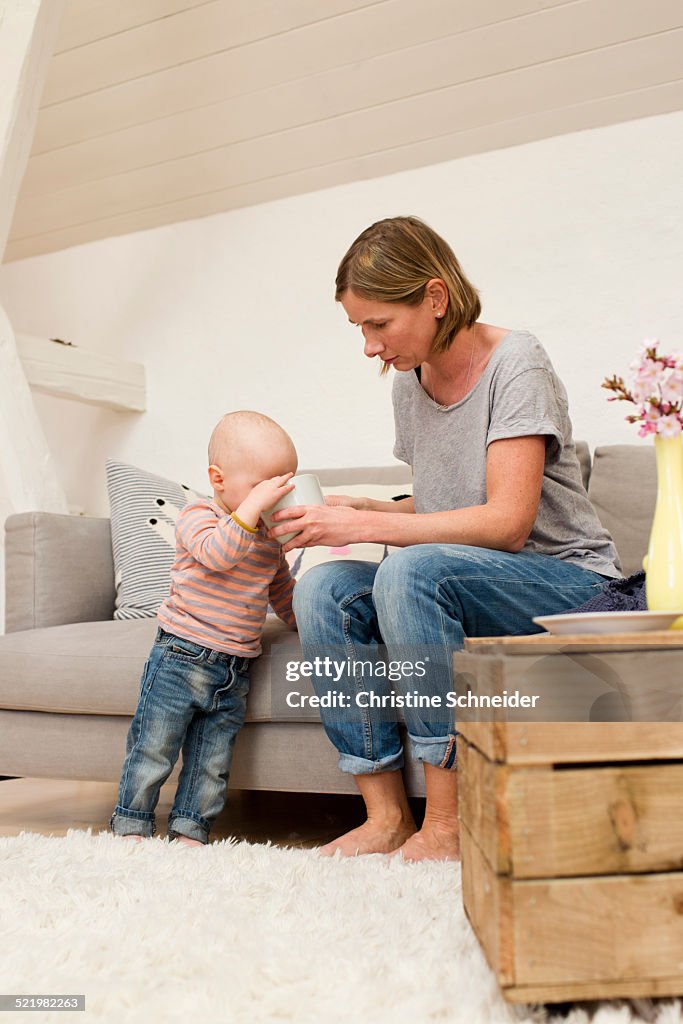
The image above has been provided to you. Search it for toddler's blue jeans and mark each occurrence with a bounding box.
[292,545,611,775]
[110,627,251,844]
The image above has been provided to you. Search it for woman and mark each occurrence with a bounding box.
[269,216,621,862]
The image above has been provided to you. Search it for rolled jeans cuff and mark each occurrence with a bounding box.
[110,808,156,837]
[407,733,457,770]
[337,748,404,776]
[168,814,210,844]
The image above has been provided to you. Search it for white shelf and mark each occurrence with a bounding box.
[16,334,146,412]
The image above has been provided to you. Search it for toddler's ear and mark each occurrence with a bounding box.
[208,464,224,490]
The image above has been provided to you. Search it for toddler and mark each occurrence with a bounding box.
[110,410,298,845]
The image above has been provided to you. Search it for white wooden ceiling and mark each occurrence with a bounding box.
[5,0,682,262]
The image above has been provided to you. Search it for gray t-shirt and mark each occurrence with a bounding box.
[392,329,622,578]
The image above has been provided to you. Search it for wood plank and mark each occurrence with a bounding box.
[15,334,146,412]
[458,739,511,873]
[7,78,683,261]
[460,822,515,986]
[462,820,683,1001]
[461,740,683,878]
[459,721,683,765]
[42,0,403,105]
[503,975,683,1005]
[54,0,214,53]
[12,31,683,241]
[0,0,65,257]
[455,647,683,732]
[509,761,683,878]
[513,871,683,987]
[25,0,682,195]
[465,631,683,653]
[456,719,509,763]
[32,0,578,153]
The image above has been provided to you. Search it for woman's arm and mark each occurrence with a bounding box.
[325,494,415,514]
[270,436,546,554]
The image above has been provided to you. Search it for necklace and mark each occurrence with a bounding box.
[426,323,478,410]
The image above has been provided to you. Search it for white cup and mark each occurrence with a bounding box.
[262,473,325,544]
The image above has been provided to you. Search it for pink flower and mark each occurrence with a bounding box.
[604,340,683,437]
[660,368,683,405]
[656,414,683,438]
[631,358,665,403]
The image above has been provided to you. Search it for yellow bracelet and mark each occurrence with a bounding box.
[230,511,259,534]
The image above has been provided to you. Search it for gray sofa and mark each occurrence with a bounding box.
[0,446,656,797]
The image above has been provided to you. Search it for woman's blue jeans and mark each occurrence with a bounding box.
[292,545,610,775]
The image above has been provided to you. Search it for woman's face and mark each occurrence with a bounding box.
[340,287,444,370]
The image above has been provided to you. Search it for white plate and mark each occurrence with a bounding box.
[532,610,683,635]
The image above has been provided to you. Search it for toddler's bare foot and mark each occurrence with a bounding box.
[392,822,460,862]
[121,834,145,842]
[319,816,416,858]
[173,835,204,847]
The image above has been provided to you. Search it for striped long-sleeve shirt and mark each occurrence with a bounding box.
[157,499,296,656]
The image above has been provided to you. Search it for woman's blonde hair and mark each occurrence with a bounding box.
[335,216,481,368]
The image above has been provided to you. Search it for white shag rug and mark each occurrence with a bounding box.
[1,832,682,1024]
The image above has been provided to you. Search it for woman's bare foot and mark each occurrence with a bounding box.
[393,821,460,862]
[173,835,204,847]
[319,815,417,857]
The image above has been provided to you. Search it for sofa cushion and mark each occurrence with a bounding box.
[588,445,656,576]
[106,459,209,621]
[575,440,590,491]
[4,512,116,632]
[0,615,298,723]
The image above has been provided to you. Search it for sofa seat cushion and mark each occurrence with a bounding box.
[588,445,656,577]
[0,615,298,722]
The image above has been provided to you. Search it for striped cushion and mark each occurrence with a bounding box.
[106,460,206,621]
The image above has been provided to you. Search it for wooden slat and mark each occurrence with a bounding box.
[22,0,683,198]
[455,648,683,752]
[465,631,683,652]
[457,716,683,766]
[504,975,683,1005]
[461,823,515,986]
[12,31,683,241]
[0,0,65,258]
[513,872,683,987]
[7,79,682,261]
[460,739,683,878]
[462,821,683,1002]
[32,0,578,153]
[42,0,408,106]
[54,0,214,53]
[509,761,683,878]
[459,739,510,873]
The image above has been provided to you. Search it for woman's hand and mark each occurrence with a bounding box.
[268,503,363,552]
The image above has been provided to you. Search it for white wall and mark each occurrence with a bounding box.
[1,110,682,518]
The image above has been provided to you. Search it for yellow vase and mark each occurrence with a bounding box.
[644,434,683,627]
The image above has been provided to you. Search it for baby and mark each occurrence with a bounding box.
[110,410,298,846]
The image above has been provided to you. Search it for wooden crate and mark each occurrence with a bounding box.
[456,637,683,1004]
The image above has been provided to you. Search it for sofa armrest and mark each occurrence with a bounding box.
[4,512,116,633]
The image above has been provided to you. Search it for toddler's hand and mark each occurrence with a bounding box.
[233,473,295,529]
[249,473,296,514]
